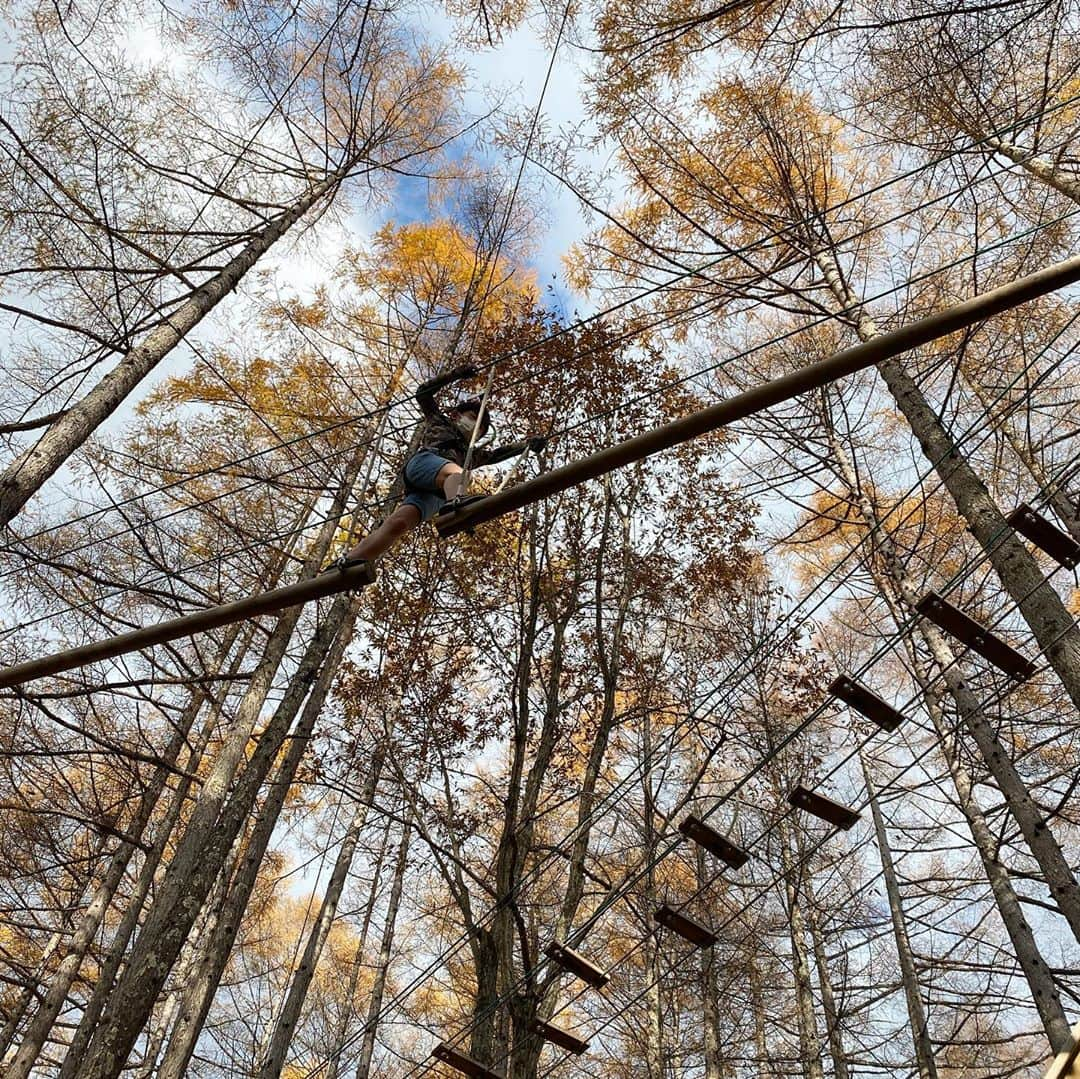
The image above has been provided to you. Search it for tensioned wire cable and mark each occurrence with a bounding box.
[5,82,1077,571]
[300,556,1076,1079]
[7,189,1077,649]
[10,230,1080,885]
[6,103,1071,1071]
[0,187,1054,630]
[387,504,1080,1079]
[291,321,1080,1076]
[246,66,546,1039]
[432,352,1080,1045]
[293,252,1080,1054]
[16,134,1079,598]
[515,537,1080,1071]
[8,250,1071,877]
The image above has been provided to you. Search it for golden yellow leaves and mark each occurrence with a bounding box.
[362,219,537,330]
[783,485,968,589]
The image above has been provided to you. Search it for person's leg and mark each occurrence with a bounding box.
[437,462,465,501]
[342,504,422,562]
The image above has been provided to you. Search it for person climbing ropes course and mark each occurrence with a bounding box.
[333,364,546,566]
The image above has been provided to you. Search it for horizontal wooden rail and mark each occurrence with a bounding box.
[438,252,1080,537]
[0,561,375,689]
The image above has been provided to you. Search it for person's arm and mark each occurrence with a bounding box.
[416,364,478,418]
[474,435,547,468]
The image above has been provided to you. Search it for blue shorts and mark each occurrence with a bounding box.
[402,450,454,521]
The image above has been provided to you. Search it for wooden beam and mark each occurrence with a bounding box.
[0,561,376,689]
[436,253,1080,538]
[432,1044,505,1079]
[678,814,749,868]
[916,590,1037,681]
[530,1020,590,1055]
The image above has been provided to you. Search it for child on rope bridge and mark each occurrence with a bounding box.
[334,365,546,566]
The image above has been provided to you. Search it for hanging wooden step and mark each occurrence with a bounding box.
[432,1044,505,1079]
[543,941,609,988]
[788,784,860,830]
[829,675,904,732]
[916,590,1037,681]
[1008,503,1080,569]
[653,904,718,948]
[678,814,749,869]
[530,1019,590,1055]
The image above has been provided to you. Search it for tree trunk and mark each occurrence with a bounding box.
[799,874,849,1079]
[323,818,392,1079]
[820,391,1080,946]
[778,819,825,1079]
[79,593,353,1079]
[134,843,237,1078]
[698,848,726,1079]
[257,746,387,1079]
[958,372,1080,541]
[56,620,260,1079]
[5,686,215,1079]
[645,939,665,1079]
[0,173,340,527]
[814,247,1080,721]
[355,821,412,1079]
[894,632,1072,1052]
[0,833,110,1058]
[154,598,362,1079]
[878,353,1080,705]
[859,756,940,1079]
[834,433,1074,1050]
[78,436,366,1078]
[976,131,1080,204]
[749,957,769,1077]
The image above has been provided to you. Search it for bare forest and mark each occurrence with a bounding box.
[1,0,1080,1075]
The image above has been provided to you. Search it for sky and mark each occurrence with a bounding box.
[256,8,596,310]
[2,1,597,527]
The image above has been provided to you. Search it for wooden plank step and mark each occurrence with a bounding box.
[1008,503,1080,569]
[788,784,860,830]
[916,590,1037,681]
[678,814,749,868]
[829,674,904,732]
[531,1019,590,1055]
[432,1044,505,1079]
[543,941,609,988]
[654,903,718,948]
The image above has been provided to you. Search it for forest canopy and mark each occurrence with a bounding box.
[1,0,1079,1076]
